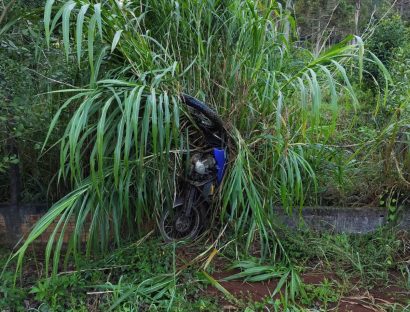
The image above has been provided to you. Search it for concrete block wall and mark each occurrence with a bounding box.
[274,206,410,233]
[1,204,409,246]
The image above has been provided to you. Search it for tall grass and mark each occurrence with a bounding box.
[12,0,388,272]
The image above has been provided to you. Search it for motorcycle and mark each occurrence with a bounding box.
[159,94,228,242]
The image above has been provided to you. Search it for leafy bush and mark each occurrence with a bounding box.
[8,0,390,274]
[367,15,408,67]
[365,14,408,87]
[382,42,410,186]
[0,271,27,312]
[0,1,77,202]
[29,274,87,310]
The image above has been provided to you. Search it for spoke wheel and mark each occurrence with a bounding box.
[159,201,201,242]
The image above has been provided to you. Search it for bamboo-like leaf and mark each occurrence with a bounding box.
[42,92,89,152]
[319,65,337,112]
[150,90,158,154]
[114,115,125,187]
[123,92,134,171]
[271,270,290,298]
[14,0,393,279]
[132,86,145,157]
[50,5,64,41]
[223,266,282,281]
[97,97,114,180]
[76,4,90,66]
[0,17,22,37]
[308,68,321,126]
[331,60,359,109]
[200,271,238,303]
[368,51,392,83]
[88,14,97,79]
[92,45,109,84]
[62,1,76,60]
[315,34,354,61]
[276,91,284,131]
[163,92,171,152]
[45,208,69,275]
[14,186,89,280]
[111,30,123,52]
[94,3,103,38]
[355,35,364,83]
[44,0,55,45]
[107,276,174,311]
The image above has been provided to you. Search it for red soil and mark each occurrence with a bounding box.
[203,270,408,311]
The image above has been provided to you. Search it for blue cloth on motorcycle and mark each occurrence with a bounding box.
[213,148,226,184]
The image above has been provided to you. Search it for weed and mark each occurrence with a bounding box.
[283,227,408,288]
[300,279,340,309]
[29,273,87,310]
[0,271,27,311]
[1,230,409,311]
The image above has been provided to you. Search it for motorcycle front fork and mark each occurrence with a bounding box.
[183,180,215,218]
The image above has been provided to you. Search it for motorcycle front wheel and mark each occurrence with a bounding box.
[159,191,201,242]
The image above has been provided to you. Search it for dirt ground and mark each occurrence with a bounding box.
[203,270,408,311]
[2,236,409,311]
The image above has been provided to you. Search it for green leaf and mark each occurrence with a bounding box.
[44,0,55,45]
[331,60,359,109]
[92,45,109,84]
[97,97,114,180]
[94,3,103,38]
[62,1,76,60]
[200,271,238,303]
[88,14,97,82]
[76,4,90,66]
[50,5,65,42]
[355,35,364,83]
[271,270,290,298]
[111,30,123,52]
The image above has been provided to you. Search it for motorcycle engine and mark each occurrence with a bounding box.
[190,153,216,177]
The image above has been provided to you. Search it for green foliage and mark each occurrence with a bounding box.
[1,1,409,310]
[0,239,218,311]
[386,43,410,181]
[283,228,407,286]
[10,0,388,276]
[367,15,408,67]
[0,271,27,311]
[223,260,303,302]
[1,231,409,310]
[389,44,410,110]
[0,0,78,202]
[361,24,410,190]
[0,155,19,174]
[363,14,408,90]
[300,279,340,308]
[301,15,410,206]
[29,273,87,310]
